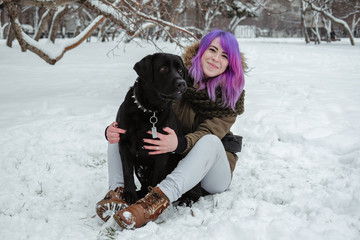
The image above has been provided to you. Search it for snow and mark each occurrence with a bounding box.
[123,211,132,221]
[1,37,360,240]
[87,0,121,18]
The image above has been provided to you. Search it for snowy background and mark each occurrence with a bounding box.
[1,37,360,240]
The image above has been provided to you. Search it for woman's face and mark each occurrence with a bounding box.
[201,37,229,78]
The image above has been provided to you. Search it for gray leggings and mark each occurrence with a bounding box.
[107,134,232,203]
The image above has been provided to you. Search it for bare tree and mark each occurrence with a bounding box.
[226,0,267,33]
[2,0,272,65]
[338,0,360,36]
[303,0,359,45]
[2,0,198,65]
[191,0,265,36]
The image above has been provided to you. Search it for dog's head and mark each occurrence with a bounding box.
[133,53,188,100]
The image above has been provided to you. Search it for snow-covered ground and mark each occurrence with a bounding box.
[1,37,360,240]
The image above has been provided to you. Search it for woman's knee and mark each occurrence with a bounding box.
[201,176,230,194]
[198,134,222,147]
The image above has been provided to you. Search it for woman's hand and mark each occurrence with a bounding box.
[106,122,126,144]
[143,127,178,155]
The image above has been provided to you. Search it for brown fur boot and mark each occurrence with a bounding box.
[96,187,128,222]
[113,187,170,229]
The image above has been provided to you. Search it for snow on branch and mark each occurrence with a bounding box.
[5,1,106,64]
[23,16,105,63]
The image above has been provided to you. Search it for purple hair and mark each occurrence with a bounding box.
[189,30,245,110]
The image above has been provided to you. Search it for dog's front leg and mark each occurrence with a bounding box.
[119,143,138,204]
[152,155,169,187]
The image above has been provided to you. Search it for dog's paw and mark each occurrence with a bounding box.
[122,191,138,205]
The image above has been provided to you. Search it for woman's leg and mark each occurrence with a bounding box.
[96,143,127,222]
[107,143,125,190]
[158,134,232,203]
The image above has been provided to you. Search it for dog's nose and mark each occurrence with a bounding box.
[176,79,187,93]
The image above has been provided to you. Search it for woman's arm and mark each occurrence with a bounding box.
[141,115,236,155]
[182,115,237,154]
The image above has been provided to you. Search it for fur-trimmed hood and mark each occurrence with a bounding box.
[181,41,248,72]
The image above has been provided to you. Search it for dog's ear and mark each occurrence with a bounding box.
[133,55,153,81]
[177,55,188,80]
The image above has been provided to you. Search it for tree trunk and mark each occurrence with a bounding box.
[301,0,310,44]
[33,9,54,41]
[169,0,186,39]
[311,12,321,44]
[49,6,67,43]
[6,23,15,47]
[98,19,109,42]
[229,16,246,33]
[322,16,332,42]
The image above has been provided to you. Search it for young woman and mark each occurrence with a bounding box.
[96,29,247,229]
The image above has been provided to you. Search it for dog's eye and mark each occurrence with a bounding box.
[160,66,167,72]
[178,68,183,73]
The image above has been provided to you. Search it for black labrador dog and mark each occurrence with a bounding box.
[116,53,195,205]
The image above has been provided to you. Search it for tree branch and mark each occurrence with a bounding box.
[5,1,105,64]
[119,0,198,40]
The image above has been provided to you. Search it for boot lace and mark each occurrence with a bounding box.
[137,187,165,215]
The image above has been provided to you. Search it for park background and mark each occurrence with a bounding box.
[1,1,360,239]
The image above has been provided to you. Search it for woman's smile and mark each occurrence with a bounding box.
[207,62,219,69]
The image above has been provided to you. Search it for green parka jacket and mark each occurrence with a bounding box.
[173,42,247,173]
